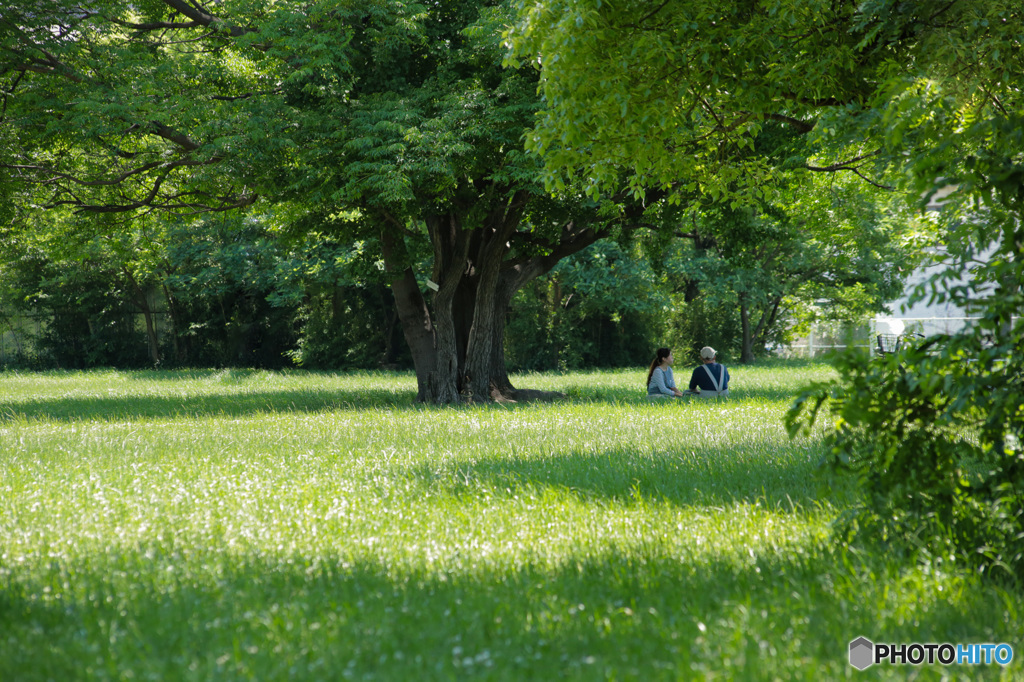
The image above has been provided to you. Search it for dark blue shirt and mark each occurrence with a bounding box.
[689,363,729,392]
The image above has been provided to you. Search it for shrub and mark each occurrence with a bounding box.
[787,208,1023,583]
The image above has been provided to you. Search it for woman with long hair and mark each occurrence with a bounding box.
[647,347,683,398]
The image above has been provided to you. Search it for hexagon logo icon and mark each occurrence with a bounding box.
[849,637,874,670]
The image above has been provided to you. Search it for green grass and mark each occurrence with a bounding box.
[1,364,1021,680]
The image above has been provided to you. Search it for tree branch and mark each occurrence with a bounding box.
[806,164,893,190]
[763,113,815,134]
[4,162,166,187]
[107,18,201,31]
[628,1,672,29]
[781,92,847,107]
[4,55,85,83]
[806,150,882,171]
[149,121,202,151]
[6,152,257,214]
[806,149,894,190]
[211,89,280,102]
[54,188,258,214]
[160,0,257,37]
[925,2,960,26]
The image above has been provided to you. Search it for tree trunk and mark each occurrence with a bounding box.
[160,283,183,364]
[485,272,519,399]
[452,277,476,381]
[480,224,606,401]
[750,297,782,360]
[381,225,461,403]
[463,196,525,401]
[382,206,608,403]
[140,303,160,366]
[740,298,754,364]
[376,284,403,368]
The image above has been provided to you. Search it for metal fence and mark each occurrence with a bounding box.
[0,316,42,365]
[0,312,171,365]
[783,316,1018,358]
[3,312,1017,365]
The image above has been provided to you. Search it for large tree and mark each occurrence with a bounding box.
[1,0,647,402]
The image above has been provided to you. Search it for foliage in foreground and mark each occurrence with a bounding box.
[789,203,1024,583]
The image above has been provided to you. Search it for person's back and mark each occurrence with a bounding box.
[688,346,729,398]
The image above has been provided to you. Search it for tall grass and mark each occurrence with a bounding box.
[1,364,1020,680]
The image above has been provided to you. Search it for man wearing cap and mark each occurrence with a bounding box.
[688,346,730,398]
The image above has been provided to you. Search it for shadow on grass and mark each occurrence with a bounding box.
[122,368,417,383]
[404,442,844,511]
[633,387,810,402]
[1,544,1013,682]
[0,386,818,423]
[561,383,823,404]
[0,365,829,422]
[725,386,821,402]
[0,387,418,422]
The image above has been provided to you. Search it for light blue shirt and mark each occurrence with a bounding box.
[648,366,677,396]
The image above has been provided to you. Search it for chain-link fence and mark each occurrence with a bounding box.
[4,311,1015,366]
[783,316,1018,358]
[0,316,42,366]
[0,312,171,367]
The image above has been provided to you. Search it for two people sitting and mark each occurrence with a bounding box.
[646,346,730,399]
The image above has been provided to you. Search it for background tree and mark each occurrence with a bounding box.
[0,210,154,368]
[0,203,417,370]
[665,171,924,363]
[505,240,665,372]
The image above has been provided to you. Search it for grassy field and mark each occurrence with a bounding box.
[1,363,1020,680]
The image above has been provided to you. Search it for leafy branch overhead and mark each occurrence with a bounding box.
[508,0,1023,579]
[505,0,1021,203]
[1,0,360,214]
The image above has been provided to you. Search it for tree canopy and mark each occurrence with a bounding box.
[506,0,1023,204]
